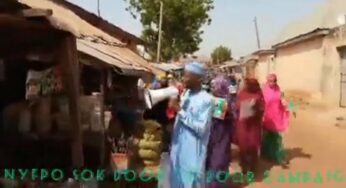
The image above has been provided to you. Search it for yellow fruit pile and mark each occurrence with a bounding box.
[138,120,163,166]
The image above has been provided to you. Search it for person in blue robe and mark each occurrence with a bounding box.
[169,61,214,188]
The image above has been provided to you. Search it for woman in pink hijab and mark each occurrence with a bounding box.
[261,74,290,164]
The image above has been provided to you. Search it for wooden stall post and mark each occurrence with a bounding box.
[60,35,84,167]
[100,69,106,166]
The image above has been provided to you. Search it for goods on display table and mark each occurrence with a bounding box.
[138,120,163,167]
[109,120,163,187]
[110,120,163,169]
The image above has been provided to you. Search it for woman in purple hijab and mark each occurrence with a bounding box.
[206,75,233,188]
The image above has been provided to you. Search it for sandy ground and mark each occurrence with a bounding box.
[229,100,346,188]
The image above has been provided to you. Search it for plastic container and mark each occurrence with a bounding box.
[104,111,112,130]
[90,107,102,132]
[111,153,128,170]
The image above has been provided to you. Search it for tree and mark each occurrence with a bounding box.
[211,46,232,64]
[124,0,214,61]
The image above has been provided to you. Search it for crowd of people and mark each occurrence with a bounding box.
[143,61,290,188]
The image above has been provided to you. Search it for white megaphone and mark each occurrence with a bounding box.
[144,86,179,109]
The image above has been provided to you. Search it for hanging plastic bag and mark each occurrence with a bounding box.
[26,81,40,101]
[26,68,52,100]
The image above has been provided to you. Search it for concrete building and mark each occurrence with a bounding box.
[249,0,346,107]
[251,28,346,107]
[250,49,275,85]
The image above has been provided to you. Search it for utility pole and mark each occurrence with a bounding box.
[156,1,163,63]
[254,16,261,49]
[97,0,101,17]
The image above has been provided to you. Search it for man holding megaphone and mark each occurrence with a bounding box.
[142,77,175,152]
[142,76,184,151]
[141,62,214,187]
[168,61,214,188]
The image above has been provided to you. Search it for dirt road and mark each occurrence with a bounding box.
[229,102,346,188]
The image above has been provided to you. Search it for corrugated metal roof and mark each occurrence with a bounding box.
[179,55,211,64]
[219,60,239,69]
[151,63,183,72]
[51,0,145,45]
[19,0,122,44]
[77,39,143,70]
[19,0,159,75]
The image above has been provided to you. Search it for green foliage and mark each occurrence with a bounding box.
[124,0,214,61]
[210,45,232,64]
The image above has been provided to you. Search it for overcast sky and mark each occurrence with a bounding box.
[68,0,325,57]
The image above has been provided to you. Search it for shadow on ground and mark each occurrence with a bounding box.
[227,147,312,188]
[255,147,312,182]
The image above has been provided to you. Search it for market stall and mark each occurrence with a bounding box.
[0,1,83,172]
[1,0,164,187]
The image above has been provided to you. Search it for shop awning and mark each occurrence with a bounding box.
[151,63,183,72]
[77,39,149,76]
[19,0,160,76]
